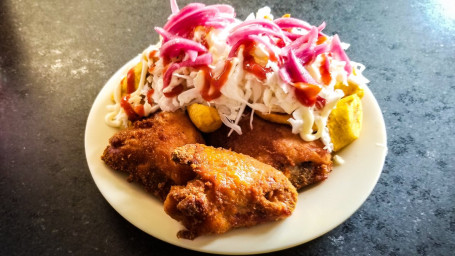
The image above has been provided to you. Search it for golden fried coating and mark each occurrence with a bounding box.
[164,144,298,239]
[101,110,205,201]
[206,114,332,190]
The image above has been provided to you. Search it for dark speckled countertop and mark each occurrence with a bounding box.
[1,0,454,255]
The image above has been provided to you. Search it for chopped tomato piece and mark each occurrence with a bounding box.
[319,54,332,85]
[316,35,328,45]
[294,82,322,106]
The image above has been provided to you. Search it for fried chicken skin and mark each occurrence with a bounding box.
[164,144,298,239]
[101,110,205,201]
[206,114,332,190]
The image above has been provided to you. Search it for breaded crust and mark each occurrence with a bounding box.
[101,110,205,201]
[164,144,298,239]
[206,113,332,190]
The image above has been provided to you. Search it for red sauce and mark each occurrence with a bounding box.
[121,51,159,121]
[319,54,332,85]
[243,58,270,80]
[163,57,171,67]
[276,39,286,48]
[148,50,159,72]
[134,105,145,116]
[164,84,184,98]
[126,68,136,94]
[147,89,154,105]
[148,50,158,60]
[316,35,328,45]
[120,95,141,121]
[268,48,278,62]
[200,60,233,101]
[242,42,274,80]
[315,96,326,109]
[294,82,322,107]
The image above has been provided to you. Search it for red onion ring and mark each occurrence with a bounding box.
[160,37,207,58]
[330,34,352,75]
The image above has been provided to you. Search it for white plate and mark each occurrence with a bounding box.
[85,55,387,255]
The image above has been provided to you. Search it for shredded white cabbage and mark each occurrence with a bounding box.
[105,7,370,152]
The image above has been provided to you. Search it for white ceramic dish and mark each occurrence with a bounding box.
[85,55,387,255]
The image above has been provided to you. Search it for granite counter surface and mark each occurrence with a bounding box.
[1,0,454,255]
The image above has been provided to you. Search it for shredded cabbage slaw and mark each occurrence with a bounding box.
[105,0,369,152]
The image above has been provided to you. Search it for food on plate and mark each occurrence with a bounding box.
[187,103,222,132]
[101,110,205,201]
[334,76,364,99]
[207,113,332,190]
[327,94,363,151]
[120,61,143,98]
[100,0,371,239]
[255,111,291,125]
[164,144,298,239]
[104,0,369,153]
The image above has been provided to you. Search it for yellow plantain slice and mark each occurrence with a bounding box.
[334,80,364,99]
[187,103,222,133]
[255,112,291,125]
[121,62,143,95]
[111,61,143,102]
[328,94,363,151]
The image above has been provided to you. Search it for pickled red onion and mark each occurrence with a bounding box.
[154,27,174,42]
[227,26,288,45]
[330,34,352,75]
[170,0,179,14]
[163,4,235,37]
[274,17,313,30]
[279,67,292,84]
[286,50,318,84]
[160,37,207,58]
[228,35,277,59]
[282,26,318,56]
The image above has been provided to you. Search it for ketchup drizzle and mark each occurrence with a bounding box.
[120,95,141,121]
[126,68,136,94]
[319,54,332,85]
[200,60,233,101]
[241,41,276,81]
[164,84,184,98]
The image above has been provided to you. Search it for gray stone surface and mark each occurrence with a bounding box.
[1,0,454,255]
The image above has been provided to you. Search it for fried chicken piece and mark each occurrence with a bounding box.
[101,110,205,201]
[164,144,298,239]
[206,114,332,190]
